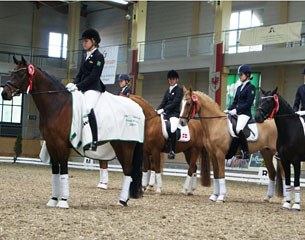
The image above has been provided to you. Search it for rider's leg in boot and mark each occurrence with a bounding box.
[238,130,250,160]
[88,108,98,151]
[168,131,176,160]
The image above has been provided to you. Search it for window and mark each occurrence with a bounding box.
[0,88,23,124]
[228,9,263,53]
[48,32,68,58]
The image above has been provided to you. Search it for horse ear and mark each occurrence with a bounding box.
[273,87,278,94]
[183,85,187,94]
[21,56,27,65]
[260,87,266,95]
[13,56,18,65]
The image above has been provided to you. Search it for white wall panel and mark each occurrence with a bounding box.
[199,2,215,34]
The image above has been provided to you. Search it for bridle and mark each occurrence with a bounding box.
[257,94,279,120]
[180,94,198,122]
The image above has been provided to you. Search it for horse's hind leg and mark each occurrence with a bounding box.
[261,149,276,202]
[292,162,301,211]
[142,151,150,191]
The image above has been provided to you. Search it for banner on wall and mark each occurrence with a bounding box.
[99,46,119,85]
[226,73,260,117]
[239,22,302,46]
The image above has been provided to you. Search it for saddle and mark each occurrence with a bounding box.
[227,114,259,141]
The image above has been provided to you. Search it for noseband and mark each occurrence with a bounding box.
[257,94,279,119]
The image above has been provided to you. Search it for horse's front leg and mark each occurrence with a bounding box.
[260,149,276,202]
[282,159,292,210]
[182,149,198,195]
[292,162,301,211]
[152,150,162,194]
[46,158,60,207]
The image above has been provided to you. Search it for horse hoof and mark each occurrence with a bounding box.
[142,186,147,192]
[263,196,271,202]
[282,202,291,210]
[46,198,58,208]
[156,188,162,194]
[117,200,128,207]
[56,200,69,209]
[292,203,301,211]
[216,195,225,203]
[97,182,108,190]
[209,194,218,202]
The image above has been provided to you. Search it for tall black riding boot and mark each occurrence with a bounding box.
[88,109,98,151]
[168,131,177,160]
[238,131,250,160]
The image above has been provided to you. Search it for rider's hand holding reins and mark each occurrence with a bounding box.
[66,83,78,92]
[224,109,237,115]
[156,109,164,115]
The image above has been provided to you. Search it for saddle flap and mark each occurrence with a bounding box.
[227,114,259,141]
[160,115,190,142]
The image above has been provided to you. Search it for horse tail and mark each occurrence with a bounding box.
[129,142,144,199]
[200,147,211,187]
[276,159,284,197]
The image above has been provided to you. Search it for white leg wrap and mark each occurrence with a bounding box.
[119,176,132,202]
[282,179,287,197]
[156,173,162,193]
[295,186,301,203]
[183,175,192,193]
[191,173,197,190]
[209,179,219,202]
[267,179,275,198]
[217,178,226,202]
[142,172,148,187]
[52,174,60,198]
[60,174,69,200]
[99,169,108,184]
[149,170,156,186]
[285,185,291,202]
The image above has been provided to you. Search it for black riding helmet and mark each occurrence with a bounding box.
[167,70,179,79]
[81,28,101,44]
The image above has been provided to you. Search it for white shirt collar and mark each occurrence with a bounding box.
[169,84,177,93]
[85,48,97,60]
[121,86,127,92]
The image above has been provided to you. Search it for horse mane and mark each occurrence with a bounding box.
[129,94,157,117]
[35,67,66,90]
[278,94,295,115]
[193,90,224,114]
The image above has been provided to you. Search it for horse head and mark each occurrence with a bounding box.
[180,86,198,126]
[255,87,279,123]
[1,56,34,100]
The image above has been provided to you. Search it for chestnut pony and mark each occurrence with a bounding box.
[1,57,143,208]
[179,87,283,202]
[129,94,209,194]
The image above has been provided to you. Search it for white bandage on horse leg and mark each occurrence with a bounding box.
[282,179,287,197]
[156,173,162,189]
[295,186,301,203]
[119,176,132,202]
[219,178,226,196]
[285,185,291,202]
[100,168,108,184]
[60,174,69,200]
[52,174,60,198]
[183,175,192,192]
[149,170,156,186]
[191,173,197,190]
[142,172,148,187]
[212,179,220,195]
[267,179,275,198]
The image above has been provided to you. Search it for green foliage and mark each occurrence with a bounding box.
[13,135,22,163]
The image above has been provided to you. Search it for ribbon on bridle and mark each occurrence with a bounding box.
[26,64,35,94]
[190,94,198,119]
[269,94,279,119]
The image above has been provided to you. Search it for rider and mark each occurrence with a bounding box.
[225,64,255,160]
[97,73,131,190]
[118,73,132,97]
[293,68,305,112]
[156,70,183,160]
[66,28,106,151]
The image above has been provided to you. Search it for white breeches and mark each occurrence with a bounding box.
[236,114,250,134]
[84,90,101,112]
[169,117,179,133]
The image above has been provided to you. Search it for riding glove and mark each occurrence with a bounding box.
[66,83,78,92]
[156,109,164,115]
[229,109,237,115]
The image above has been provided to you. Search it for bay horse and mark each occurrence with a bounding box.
[129,94,210,194]
[179,87,283,202]
[256,87,305,211]
[1,56,143,208]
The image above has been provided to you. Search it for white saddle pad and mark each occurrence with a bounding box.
[160,114,191,142]
[227,118,259,141]
[69,91,145,160]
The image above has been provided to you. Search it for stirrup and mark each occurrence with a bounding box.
[168,150,175,160]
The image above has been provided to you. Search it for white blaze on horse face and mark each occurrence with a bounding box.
[179,98,188,126]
